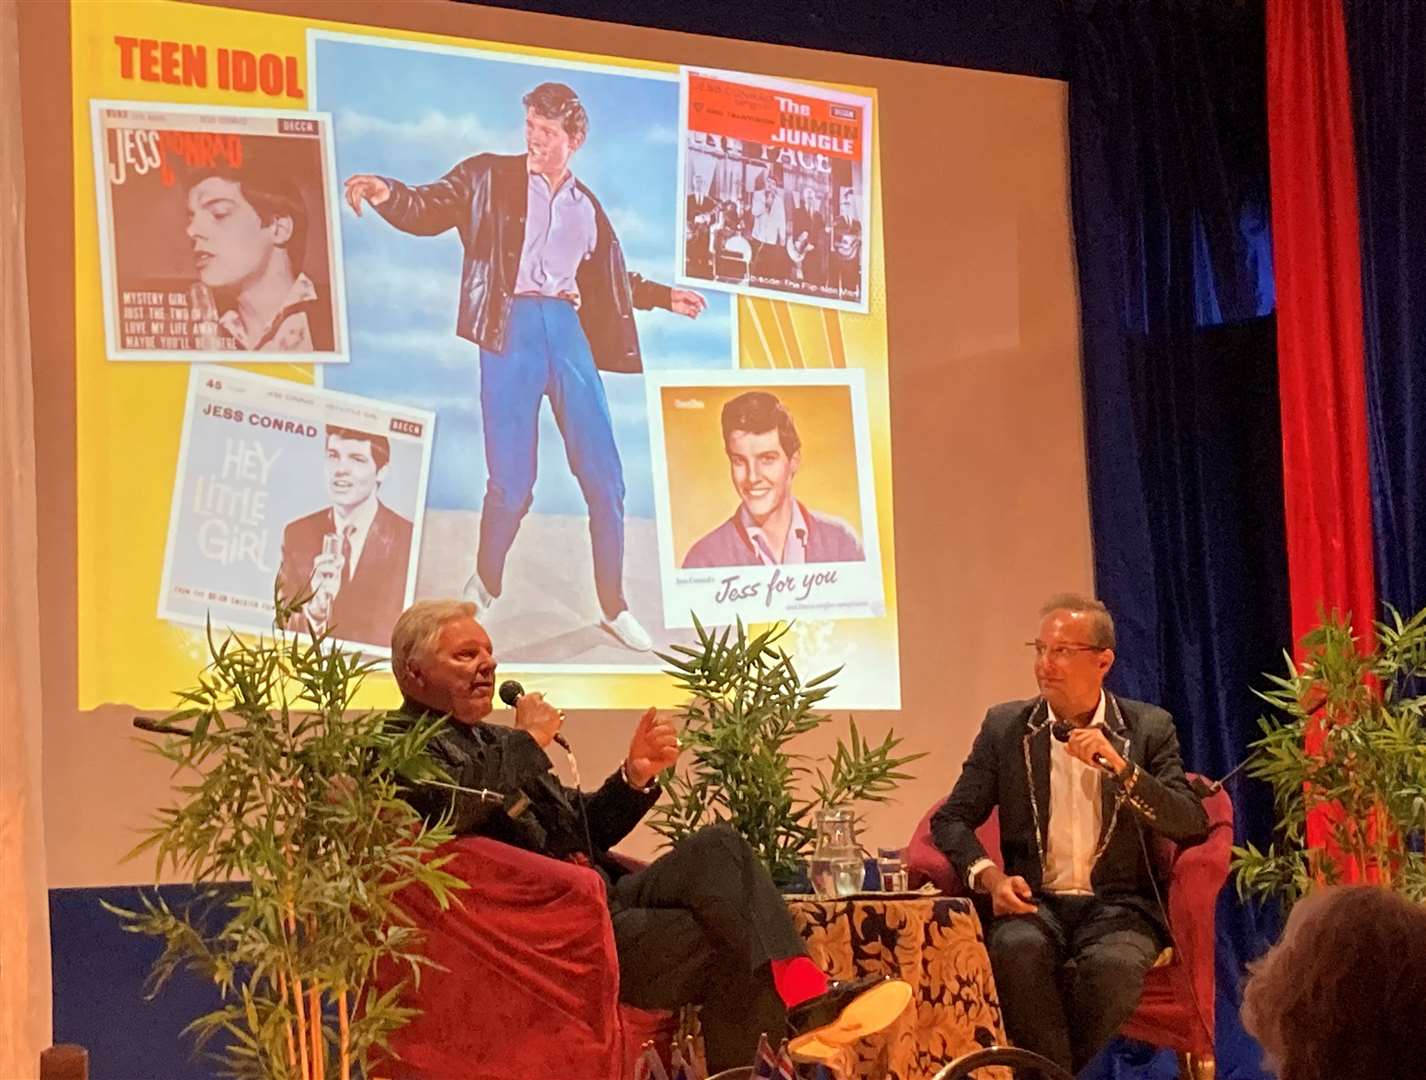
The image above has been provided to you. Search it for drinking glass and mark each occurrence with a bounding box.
[877,847,908,893]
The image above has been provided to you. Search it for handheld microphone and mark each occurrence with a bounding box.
[498,679,570,751]
[1051,720,1118,775]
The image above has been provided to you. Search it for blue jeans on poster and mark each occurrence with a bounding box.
[476,296,627,618]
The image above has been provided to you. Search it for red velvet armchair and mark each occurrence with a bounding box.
[904,778,1233,1080]
[372,836,675,1080]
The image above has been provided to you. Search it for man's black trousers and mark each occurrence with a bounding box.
[985,893,1164,1073]
[608,824,807,1070]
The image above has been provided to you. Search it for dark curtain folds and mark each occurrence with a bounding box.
[1344,1,1426,619]
[1067,2,1286,1076]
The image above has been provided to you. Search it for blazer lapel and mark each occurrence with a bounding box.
[1021,700,1052,865]
[1093,692,1135,862]
[349,504,392,595]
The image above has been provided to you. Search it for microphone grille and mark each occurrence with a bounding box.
[498,679,524,707]
[1050,720,1072,743]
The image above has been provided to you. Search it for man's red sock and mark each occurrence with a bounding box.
[770,956,829,1008]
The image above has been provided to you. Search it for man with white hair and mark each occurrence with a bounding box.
[388,599,911,1070]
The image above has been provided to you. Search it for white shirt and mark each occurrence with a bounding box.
[751,190,786,245]
[968,693,1108,895]
[1040,694,1107,895]
[740,500,808,565]
[216,272,319,352]
[513,169,597,301]
[332,495,380,582]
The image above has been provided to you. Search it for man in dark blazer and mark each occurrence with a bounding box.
[388,600,912,1071]
[276,425,413,648]
[931,594,1208,1074]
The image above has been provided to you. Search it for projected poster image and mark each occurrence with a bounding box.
[309,31,738,668]
[647,370,885,629]
[677,68,873,312]
[69,0,899,710]
[159,366,434,657]
[89,101,348,362]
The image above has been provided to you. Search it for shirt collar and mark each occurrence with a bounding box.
[217,273,318,348]
[738,499,807,560]
[332,493,380,536]
[527,162,582,200]
[1044,690,1107,735]
[399,696,495,740]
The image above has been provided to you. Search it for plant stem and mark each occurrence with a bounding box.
[277,969,298,1077]
[290,963,312,1080]
[286,905,312,1080]
[307,914,325,1080]
[339,988,351,1080]
[310,985,325,1080]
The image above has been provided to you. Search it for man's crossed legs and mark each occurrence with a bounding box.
[610,825,912,1071]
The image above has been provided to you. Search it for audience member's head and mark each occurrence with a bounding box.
[1241,885,1426,1080]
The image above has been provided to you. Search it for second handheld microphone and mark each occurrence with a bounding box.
[1050,720,1117,775]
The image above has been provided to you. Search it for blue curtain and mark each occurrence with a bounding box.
[1344,1,1426,619]
[1066,2,1285,1077]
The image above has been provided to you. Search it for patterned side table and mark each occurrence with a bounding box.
[786,896,1010,1080]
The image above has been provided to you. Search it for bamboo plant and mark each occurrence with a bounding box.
[649,616,925,885]
[1232,605,1426,909]
[107,607,468,1080]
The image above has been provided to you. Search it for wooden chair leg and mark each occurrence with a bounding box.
[1177,1052,1215,1080]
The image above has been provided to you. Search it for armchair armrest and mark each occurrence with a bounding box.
[413,837,617,1011]
[906,800,1000,898]
[1160,787,1233,1016]
[1164,792,1232,935]
[907,802,971,896]
[380,836,623,1079]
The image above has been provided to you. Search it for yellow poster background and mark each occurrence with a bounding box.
[660,383,865,568]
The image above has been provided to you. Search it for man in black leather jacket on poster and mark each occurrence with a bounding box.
[344,82,706,653]
[389,599,911,1071]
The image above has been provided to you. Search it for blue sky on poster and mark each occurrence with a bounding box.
[312,35,733,515]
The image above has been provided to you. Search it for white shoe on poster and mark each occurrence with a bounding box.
[461,573,496,616]
[600,609,653,652]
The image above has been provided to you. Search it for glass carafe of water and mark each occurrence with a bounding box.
[809,806,863,899]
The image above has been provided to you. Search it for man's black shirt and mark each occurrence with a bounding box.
[397,699,660,885]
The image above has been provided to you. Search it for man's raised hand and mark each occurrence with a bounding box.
[624,707,679,788]
[344,174,391,216]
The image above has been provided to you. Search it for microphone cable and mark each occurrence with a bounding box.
[498,680,596,868]
[1130,785,1217,1053]
[554,736,597,869]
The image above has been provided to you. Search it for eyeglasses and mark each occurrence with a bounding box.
[1026,641,1106,663]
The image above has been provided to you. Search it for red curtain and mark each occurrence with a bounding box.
[1265,0,1377,857]
[1266,0,1377,648]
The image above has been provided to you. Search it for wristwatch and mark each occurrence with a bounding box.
[1116,760,1140,791]
[619,762,659,793]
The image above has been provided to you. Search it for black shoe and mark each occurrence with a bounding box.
[785,974,912,1059]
